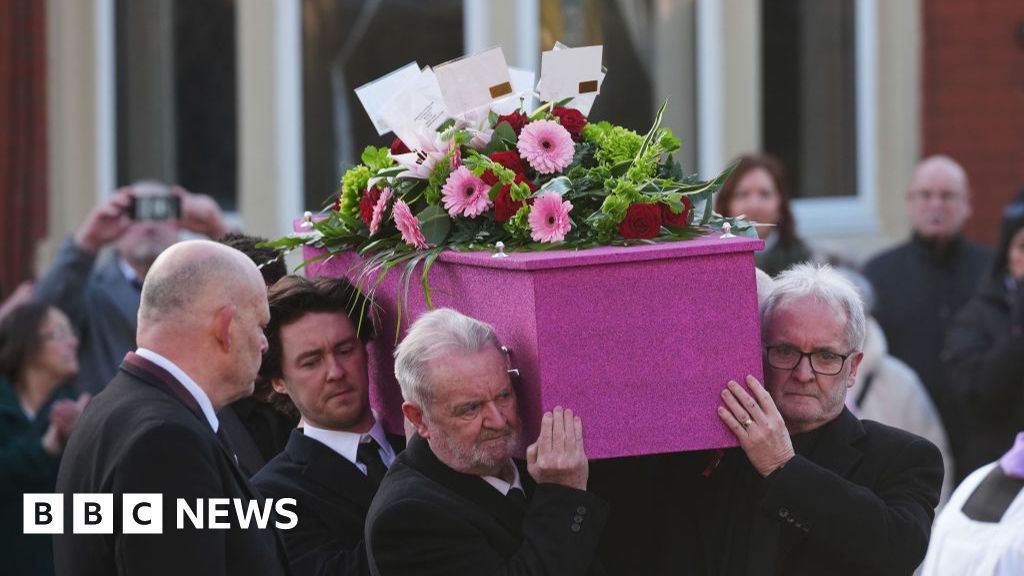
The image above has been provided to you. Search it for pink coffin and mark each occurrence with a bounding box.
[301,231,764,459]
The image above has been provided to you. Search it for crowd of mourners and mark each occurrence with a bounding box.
[2,154,1022,576]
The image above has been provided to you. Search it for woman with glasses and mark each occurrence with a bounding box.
[0,302,89,576]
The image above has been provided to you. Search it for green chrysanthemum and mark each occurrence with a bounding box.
[339,165,371,216]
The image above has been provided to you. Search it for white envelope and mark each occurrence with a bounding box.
[354,62,423,135]
[433,47,515,117]
[537,44,604,115]
[490,67,537,115]
[378,67,450,146]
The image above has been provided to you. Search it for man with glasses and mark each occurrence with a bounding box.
[864,155,993,482]
[695,263,944,575]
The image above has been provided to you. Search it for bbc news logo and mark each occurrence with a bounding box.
[24,494,297,534]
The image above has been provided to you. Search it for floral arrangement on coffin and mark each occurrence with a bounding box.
[270,98,752,309]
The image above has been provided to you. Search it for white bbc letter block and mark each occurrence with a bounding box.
[122,494,163,534]
[73,493,114,534]
[23,494,63,534]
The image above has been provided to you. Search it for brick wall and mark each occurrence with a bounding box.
[922,0,1024,247]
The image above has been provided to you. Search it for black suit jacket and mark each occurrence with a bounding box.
[678,408,943,576]
[365,433,609,576]
[252,428,405,576]
[53,353,291,576]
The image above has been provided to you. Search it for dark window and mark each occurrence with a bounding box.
[762,0,857,199]
[544,0,657,134]
[116,0,238,210]
[302,0,464,211]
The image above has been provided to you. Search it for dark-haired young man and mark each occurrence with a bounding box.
[252,276,403,576]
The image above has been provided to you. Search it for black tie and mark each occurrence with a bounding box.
[507,487,526,503]
[357,438,388,486]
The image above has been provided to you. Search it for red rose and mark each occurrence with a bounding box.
[551,107,587,141]
[489,151,527,176]
[390,137,410,155]
[495,175,536,222]
[359,186,382,226]
[619,203,663,239]
[481,170,499,187]
[496,112,529,136]
[661,196,693,227]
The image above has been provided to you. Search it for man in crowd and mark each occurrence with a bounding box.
[34,182,228,394]
[366,308,608,576]
[252,275,403,576]
[216,232,296,477]
[691,264,943,575]
[864,155,993,481]
[53,240,289,576]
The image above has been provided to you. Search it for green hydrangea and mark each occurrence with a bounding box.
[339,165,371,216]
[592,125,642,168]
[504,205,533,241]
[600,193,630,223]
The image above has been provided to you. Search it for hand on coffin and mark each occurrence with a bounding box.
[526,406,589,490]
[717,375,795,477]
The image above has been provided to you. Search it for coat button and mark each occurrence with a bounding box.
[573,514,584,523]
[779,508,789,518]
[571,523,582,533]
[576,506,587,515]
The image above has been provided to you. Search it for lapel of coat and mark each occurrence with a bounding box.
[120,352,258,500]
[404,433,526,538]
[805,408,866,479]
[288,429,379,508]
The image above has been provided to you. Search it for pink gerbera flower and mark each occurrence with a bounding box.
[392,200,430,249]
[369,187,393,236]
[517,120,575,174]
[528,192,573,243]
[441,166,492,218]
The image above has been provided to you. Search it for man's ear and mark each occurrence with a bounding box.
[271,377,289,396]
[846,351,865,388]
[402,402,430,438]
[214,305,235,352]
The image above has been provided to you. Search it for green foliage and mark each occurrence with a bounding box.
[361,146,394,173]
[417,204,451,246]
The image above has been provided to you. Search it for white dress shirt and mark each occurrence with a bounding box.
[136,347,219,433]
[482,460,524,496]
[302,413,396,476]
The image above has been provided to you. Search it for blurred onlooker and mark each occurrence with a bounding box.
[0,302,89,576]
[33,182,229,394]
[217,232,297,476]
[0,281,33,321]
[865,155,993,482]
[840,268,954,506]
[715,153,812,277]
[944,188,1024,479]
[920,432,1024,576]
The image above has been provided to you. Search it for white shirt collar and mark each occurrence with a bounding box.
[302,412,396,474]
[135,347,220,433]
[482,460,523,496]
[118,256,141,285]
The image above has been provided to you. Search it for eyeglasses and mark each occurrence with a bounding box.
[764,345,853,376]
[500,346,521,382]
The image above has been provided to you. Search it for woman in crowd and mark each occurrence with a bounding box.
[0,302,88,576]
[945,189,1024,479]
[714,153,811,276]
